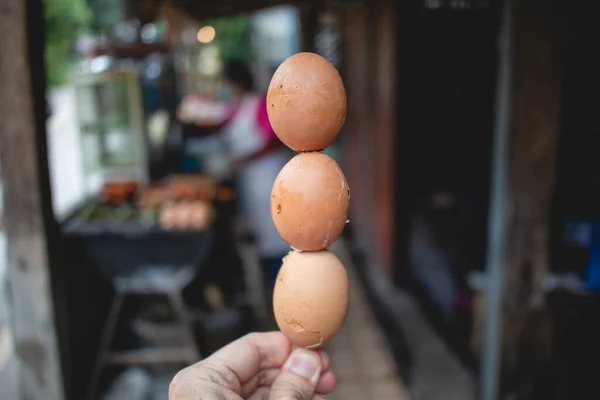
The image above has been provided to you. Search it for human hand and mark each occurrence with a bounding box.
[169,332,337,400]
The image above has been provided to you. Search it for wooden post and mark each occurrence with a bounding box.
[507,0,568,309]
[342,1,373,253]
[0,0,64,399]
[480,2,513,398]
[342,0,396,276]
[483,0,569,397]
[371,0,397,275]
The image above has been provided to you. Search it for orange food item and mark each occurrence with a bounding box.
[273,250,349,349]
[168,175,217,201]
[267,52,347,151]
[101,180,138,203]
[270,152,349,251]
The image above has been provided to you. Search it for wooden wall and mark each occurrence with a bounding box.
[343,1,374,254]
[371,0,397,274]
[343,0,397,275]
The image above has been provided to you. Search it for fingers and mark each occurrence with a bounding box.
[248,387,325,400]
[315,371,336,394]
[169,371,239,400]
[194,331,292,394]
[170,332,289,399]
[248,387,326,400]
[241,367,336,397]
[269,349,322,400]
[169,331,337,400]
[247,387,271,400]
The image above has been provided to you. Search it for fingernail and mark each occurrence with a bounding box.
[284,349,321,384]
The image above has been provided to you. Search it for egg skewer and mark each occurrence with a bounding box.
[267,52,351,350]
[267,52,347,152]
[271,152,350,252]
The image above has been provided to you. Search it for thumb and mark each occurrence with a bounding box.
[269,349,322,400]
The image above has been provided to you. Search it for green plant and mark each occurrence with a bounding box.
[210,15,253,63]
[45,0,91,86]
[88,0,122,35]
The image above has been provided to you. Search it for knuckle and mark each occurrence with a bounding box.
[200,363,236,387]
[256,369,268,387]
[169,367,228,400]
[168,370,186,399]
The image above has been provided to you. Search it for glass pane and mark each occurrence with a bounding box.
[78,77,136,170]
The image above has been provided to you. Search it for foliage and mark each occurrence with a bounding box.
[87,0,122,35]
[45,0,91,86]
[210,15,253,63]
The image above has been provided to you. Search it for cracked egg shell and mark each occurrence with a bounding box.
[271,152,350,252]
[273,250,349,349]
[267,52,347,151]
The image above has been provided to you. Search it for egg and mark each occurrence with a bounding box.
[271,152,350,251]
[267,52,347,151]
[273,250,350,348]
[189,201,212,230]
[160,204,177,230]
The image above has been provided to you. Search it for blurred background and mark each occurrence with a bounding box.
[1,0,599,399]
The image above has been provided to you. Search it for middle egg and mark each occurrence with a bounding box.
[271,152,350,251]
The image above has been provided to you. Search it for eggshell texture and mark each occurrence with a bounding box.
[271,152,350,251]
[267,52,347,151]
[273,250,350,348]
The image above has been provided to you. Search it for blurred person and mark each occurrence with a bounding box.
[219,60,292,290]
[169,332,337,400]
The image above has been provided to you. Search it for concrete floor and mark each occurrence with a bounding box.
[360,240,476,400]
[325,243,408,400]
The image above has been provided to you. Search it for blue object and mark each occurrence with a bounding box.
[180,156,200,173]
[264,255,285,290]
[585,221,600,290]
[142,83,162,111]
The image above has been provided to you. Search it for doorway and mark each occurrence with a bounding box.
[394,1,501,365]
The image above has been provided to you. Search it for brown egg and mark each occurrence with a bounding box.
[267,52,347,151]
[271,152,349,251]
[273,250,350,348]
[189,201,212,230]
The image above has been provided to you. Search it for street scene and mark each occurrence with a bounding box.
[1,0,599,399]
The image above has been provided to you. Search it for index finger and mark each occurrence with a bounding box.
[204,332,293,384]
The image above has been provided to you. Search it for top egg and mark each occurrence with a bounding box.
[267,52,347,151]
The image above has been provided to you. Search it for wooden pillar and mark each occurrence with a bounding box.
[371,0,397,275]
[505,0,567,339]
[496,0,569,395]
[342,0,396,276]
[0,0,64,399]
[508,0,568,304]
[343,1,373,252]
[163,0,185,46]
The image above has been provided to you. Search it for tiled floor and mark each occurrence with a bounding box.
[324,243,408,400]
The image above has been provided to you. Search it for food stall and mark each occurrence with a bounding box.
[58,38,255,399]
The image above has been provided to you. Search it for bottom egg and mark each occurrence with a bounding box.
[273,250,350,349]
